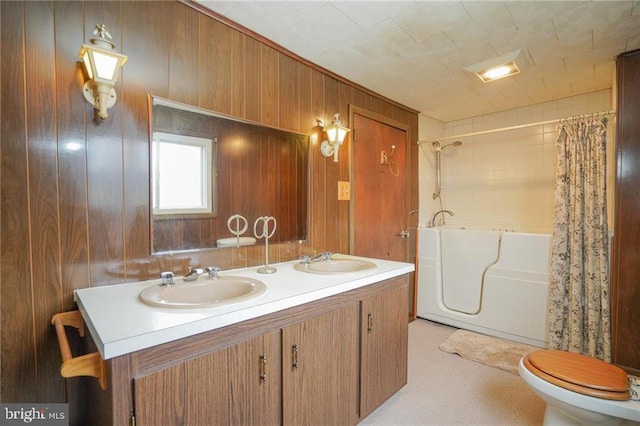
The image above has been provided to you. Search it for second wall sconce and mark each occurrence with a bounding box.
[78,24,128,119]
[315,113,350,163]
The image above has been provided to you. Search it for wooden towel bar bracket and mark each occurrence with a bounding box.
[51,310,107,390]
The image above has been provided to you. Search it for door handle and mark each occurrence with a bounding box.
[398,230,410,238]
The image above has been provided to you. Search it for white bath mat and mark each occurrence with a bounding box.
[438,329,538,375]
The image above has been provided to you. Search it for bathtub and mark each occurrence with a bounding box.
[416,227,551,348]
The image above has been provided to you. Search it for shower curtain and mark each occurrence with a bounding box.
[548,115,611,362]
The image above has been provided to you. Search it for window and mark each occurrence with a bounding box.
[152,132,215,216]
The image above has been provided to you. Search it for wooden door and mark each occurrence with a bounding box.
[353,114,408,261]
[360,280,409,418]
[282,304,359,426]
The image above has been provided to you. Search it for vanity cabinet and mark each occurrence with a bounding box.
[360,284,409,418]
[133,330,281,425]
[282,303,360,425]
[86,274,409,425]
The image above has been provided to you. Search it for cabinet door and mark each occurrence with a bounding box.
[134,332,281,426]
[229,330,282,425]
[134,348,230,425]
[360,283,409,418]
[282,303,359,426]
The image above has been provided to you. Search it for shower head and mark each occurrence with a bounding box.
[442,140,462,150]
[432,141,441,148]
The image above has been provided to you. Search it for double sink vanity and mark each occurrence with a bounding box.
[74,254,414,425]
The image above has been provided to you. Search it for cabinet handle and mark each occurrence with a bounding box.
[292,344,299,369]
[367,313,373,333]
[260,354,267,382]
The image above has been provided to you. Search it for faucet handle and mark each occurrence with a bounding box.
[160,271,175,286]
[300,255,311,264]
[205,266,221,279]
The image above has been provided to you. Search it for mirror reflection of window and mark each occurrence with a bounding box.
[152,132,215,216]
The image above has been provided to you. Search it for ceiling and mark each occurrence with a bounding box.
[195,1,640,123]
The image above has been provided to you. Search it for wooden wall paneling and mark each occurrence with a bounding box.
[279,54,300,132]
[218,122,235,239]
[309,70,327,252]
[261,46,279,127]
[350,88,369,113]
[53,1,90,307]
[168,1,200,105]
[53,3,92,416]
[324,77,341,253]
[244,36,262,123]
[297,62,313,135]
[338,82,353,254]
[297,64,312,243]
[24,1,65,402]
[0,0,420,409]
[231,30,247,119]
[0,1,37,403]
[198,16,233,115]
[84,1,126,286]
[122,1,167,278]
[266,133,278,225]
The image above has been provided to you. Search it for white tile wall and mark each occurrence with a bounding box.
[418,89,614,233]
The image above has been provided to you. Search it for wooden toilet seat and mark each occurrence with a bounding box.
[524,350,630,401]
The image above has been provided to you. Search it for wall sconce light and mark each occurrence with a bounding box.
[78,24,128,119]
[316,113,350,162]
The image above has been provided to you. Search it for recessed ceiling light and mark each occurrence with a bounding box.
[464,49,533,83]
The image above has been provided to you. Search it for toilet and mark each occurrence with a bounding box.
[519,350,640,425]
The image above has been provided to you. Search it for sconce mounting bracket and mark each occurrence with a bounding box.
[82,81,117,111]
[320,140,335,157]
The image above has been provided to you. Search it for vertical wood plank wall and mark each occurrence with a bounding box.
[0,0,419,406]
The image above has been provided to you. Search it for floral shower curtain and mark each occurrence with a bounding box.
[548,115,611,362]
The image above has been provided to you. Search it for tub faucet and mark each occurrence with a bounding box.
[429,209,454,227]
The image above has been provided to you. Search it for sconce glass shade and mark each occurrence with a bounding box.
[79,45,127,83]
[320,114,350,162]
[78,25,127,119]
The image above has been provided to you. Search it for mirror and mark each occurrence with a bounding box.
[150,96,308,254]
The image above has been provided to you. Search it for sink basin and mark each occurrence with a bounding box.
[294,258,377,274]
[140,276,266,309]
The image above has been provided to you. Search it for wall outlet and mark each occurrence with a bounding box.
[338,181,350,200]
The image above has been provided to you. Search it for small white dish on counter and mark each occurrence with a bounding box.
[216,236,257,247]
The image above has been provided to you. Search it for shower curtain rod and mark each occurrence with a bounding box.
[416,109,616,145]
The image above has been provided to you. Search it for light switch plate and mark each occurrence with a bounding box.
[338,181,350,200]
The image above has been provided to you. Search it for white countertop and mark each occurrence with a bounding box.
[74,254,414,359]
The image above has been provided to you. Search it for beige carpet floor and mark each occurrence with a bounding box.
[360,319,546,425]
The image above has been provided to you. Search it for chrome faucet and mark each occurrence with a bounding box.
[300,252,332,264]
[429,209,454,227]
[184,267,204,282]
[160,271,175,286]
[184,266,221,282]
